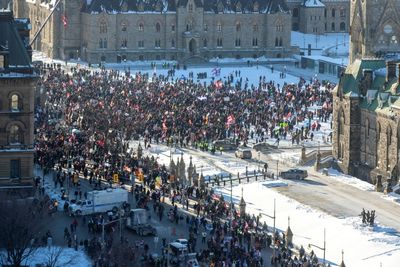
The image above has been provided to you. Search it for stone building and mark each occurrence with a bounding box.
[13,0,294,63]
[332,1,400,184]
[287,0,349,34]
[0,10,37,197]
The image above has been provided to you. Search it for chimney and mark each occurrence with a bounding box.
[362,69,373,96]
[386,61,396,82]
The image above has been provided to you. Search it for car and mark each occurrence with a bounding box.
[280,169,308,180]
[235,148,252,159]
[212,139,237,151]
[174,239,188,247]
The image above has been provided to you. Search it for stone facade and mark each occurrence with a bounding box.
[333,0,400,185]
[333,59,400,184]
[14,0,294,63]
[349,0,400,64]
[287,0,349,34]
[0,11,36,196]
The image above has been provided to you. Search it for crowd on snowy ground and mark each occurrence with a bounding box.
[33,65,334,266]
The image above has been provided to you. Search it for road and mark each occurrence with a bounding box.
[173,146,400,233]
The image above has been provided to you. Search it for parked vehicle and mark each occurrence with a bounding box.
[126,208,157,236]
[280,169,308,180]
[168,242,188,264]
[69,188,129,216]
[173,239,188,247]
[235,148,252,159]
[212,139,237,151]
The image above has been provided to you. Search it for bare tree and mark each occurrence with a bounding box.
[0,197,47,267]
[43,247,75,267]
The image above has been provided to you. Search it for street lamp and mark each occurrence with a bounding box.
[260,198,276,265]
[308,228,326,266]
[258,151,261,172]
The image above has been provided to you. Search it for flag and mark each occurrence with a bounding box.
[226,115,235,126]
[214,80,223,89]
[61,14,68,28]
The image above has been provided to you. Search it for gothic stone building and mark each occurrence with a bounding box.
[287,0,349,34]
[13,0,294,63]
[333,0,400,184]
[0,10,37,196]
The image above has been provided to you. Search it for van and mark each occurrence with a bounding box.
[168,242,188,264]
[235,148,252,159]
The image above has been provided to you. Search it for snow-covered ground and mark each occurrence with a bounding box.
[1,247,91,267]
[291,31,349,56]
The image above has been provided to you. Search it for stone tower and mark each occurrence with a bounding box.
[349,0,400,63]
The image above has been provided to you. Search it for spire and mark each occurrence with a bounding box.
[339,250,346,267]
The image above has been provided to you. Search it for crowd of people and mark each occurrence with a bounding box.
[33,62,334,266]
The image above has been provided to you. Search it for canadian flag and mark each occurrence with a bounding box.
[61,14,68,28]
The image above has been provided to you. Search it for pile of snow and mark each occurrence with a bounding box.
[262,180,288,188]
[325,168,375,191]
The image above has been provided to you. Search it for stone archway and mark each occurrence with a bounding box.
[189,39,197,55]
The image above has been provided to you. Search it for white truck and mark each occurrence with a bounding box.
[69,188,129,216]
[126,208,157,236]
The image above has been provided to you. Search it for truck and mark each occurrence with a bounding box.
[69,188,129,216]
[126,208,157,236]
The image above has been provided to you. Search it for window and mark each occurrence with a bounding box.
[293,8,298,17]
[391,35,398,44]
[121,22,127,32]
[253,24,258,32]
[0,55,4,68]
[217,23,222,32]
[189,3,193,13]
[155,39,161,48]
[99,21,107,34]
[217,38,223,47]
[275,37,279,47]
[156,23,161,32]
[324,9,327,18]
[340,22,346,31]
[10,159,20,179]
[276,24,283,32]
[252,38,258,47]
[203,38,207,48]
[279,37,283,47]
[138,40,144,48]
[171,39,175,48]
[9,125,21,144]
[103,38,107,48]
[204,24,208,31]
[11,94,20,111]
[139,23,144,32]
[332,8,336,17]
[171,24,175,32]
[340,7,345,18]
[121,39,127,48]
[331,22,335,31]
[235,38,241,47]
[236,22,241,32]
[253,2,259,12]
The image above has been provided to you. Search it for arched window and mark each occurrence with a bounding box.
[138,23,144,32]
[236,22,241,32]
[275,37,279,47]
[338,111,345,135]
[387,126,392,171]
[331,8,335,17]
[217,22,222,32]
[121,22,127,32]
[340,22,346,31]
[11,94,20,111]
[279,37,283,47]
[331,22,335,31]
[203,38,207,48]
[253,24,258,32]
[9,125,21,144]
[156,23,161,32]
[99,21,107,34]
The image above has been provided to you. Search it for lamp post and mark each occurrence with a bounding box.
[260,198,276,265]
[258,151,261,172]
[308,228,326,266]
[276,160,279,179]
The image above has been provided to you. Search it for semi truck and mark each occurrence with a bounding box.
[126,208,157,236]
[69,188,129,216]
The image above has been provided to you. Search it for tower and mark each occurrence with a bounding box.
[349,0,400,63]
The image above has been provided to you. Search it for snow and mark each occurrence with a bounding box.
[324,168,376,192]
[304,0,325,8]
[215,183,400,267]
[1,247,91,267]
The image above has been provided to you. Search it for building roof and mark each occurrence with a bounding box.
[81,0,289,14]
[0,10,34,76]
